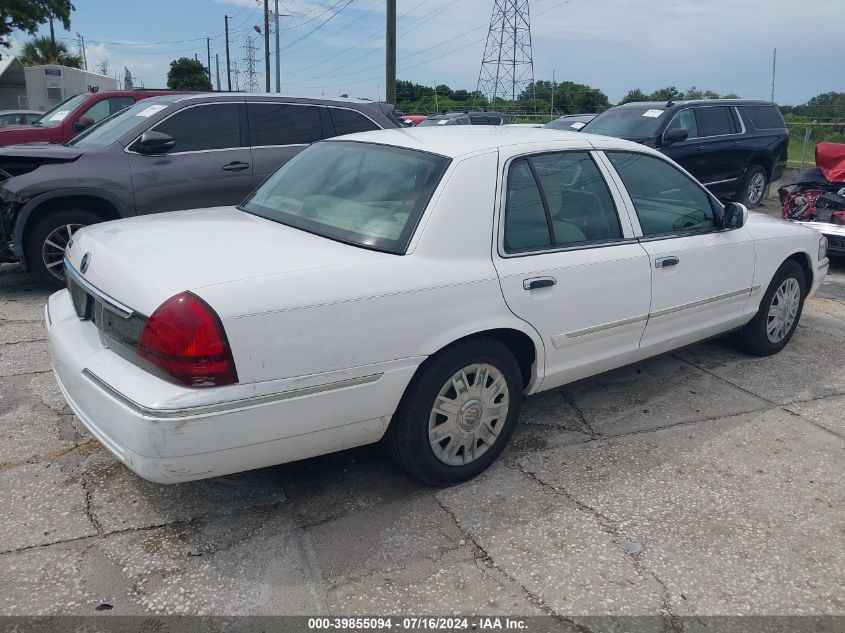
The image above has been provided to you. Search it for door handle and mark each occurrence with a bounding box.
[731,141,740,147]
[222,161,250,171]
[655,256,679,268]
[696,146,705,151]
[523,276,557,290]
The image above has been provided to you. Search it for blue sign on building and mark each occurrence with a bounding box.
[45,68,61,76]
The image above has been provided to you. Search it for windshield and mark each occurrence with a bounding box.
[34,94,88,128]
[417,116,453,126]
[68,97,178,149]
[581,106,668,138]
[240,141,451,254]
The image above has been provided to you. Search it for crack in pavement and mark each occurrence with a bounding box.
[781,406,845,441]
[432,494,574,623]
[559,391,600,439]
[513,462,680,628]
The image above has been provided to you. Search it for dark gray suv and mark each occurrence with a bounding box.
[0,93,399,284]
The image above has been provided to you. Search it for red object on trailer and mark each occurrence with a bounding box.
[816,142,845,183]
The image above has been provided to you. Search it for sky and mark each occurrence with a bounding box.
[7,0,845,106]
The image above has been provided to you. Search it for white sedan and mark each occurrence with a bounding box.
[47,127,829,485]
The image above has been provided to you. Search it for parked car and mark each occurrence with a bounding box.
[48,127,828,485]
[581,100,789,208]
[544,113,596,131]
[417,110,512,126]
[399,114,428,126]
[0,89,177,147]
[0,93,399,284]
[0,110,41,126]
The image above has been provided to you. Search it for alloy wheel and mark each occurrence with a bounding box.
[747,172,766,206]
[42,223,82,281]
[428,363,509,466]
[766,277,800,343]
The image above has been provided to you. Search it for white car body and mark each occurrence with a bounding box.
[47,127,829,483]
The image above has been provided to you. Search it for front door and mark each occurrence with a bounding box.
[493,148,653,390]
[128,102,254,214]
[604,150,756,358]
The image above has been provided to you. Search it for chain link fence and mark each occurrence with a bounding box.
[784,121,845,170]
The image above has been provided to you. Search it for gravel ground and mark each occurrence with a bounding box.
[1,202,843,620]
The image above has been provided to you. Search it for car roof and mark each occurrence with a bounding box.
[617,99,774,110]
[329,126,650,159]
[167,92,381,106]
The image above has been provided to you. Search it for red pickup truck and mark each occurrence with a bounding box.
[0,90,178,147]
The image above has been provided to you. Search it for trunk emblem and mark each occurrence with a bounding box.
[80,252,91,274]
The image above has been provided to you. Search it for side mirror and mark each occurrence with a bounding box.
[663,128,688,147]
[723,202,748,229]
[72,116,94,132]
[133,130,175,155]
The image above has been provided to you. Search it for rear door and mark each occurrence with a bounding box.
[493,146,652,390]
[247,102,325,187]
[128,101,254,214]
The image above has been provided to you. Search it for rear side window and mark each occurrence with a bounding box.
[328,107,379,135]
[249,103,322,146]
[742,105,785,130]
[154,103,241,152]
[504,152,622,252]
[695,106,735,137]
[607,151,715,236]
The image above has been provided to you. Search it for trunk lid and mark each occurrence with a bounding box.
[65,206,392,316]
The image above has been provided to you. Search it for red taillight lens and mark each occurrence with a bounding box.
[138,292,238,387]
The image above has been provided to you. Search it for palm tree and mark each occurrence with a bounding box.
[19,36,82,68]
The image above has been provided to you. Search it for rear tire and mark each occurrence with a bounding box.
[737,164,768,208]
[384,337,523,486]
[733,260,806,356]
[24,209,103,288]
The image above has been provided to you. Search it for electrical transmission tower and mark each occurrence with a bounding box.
[242,36,260,92]
[476,0,535,104]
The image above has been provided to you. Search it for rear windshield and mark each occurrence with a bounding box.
[34,94,88,128]
[240,141,451,254]
[581,106,668,138]
[68,97,179,149]
[741,105,785,130]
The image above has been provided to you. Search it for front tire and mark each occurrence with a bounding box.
[737,164,768,208]
[733,260,806,356]
[384,337,523,485]
[24,209,103,287]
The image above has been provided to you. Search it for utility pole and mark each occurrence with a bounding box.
[207,38,212,85]
[274,0,281,93]
[264,0,271,92]
[216,53,221,91]
[49,18,57,60]
[386,0,396,105]
[550,69,555,121]
[770,48,777,103]
[225,15,232,91]
[76,33,88,70]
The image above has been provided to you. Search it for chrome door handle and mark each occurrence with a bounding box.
[523,276,557,290]
[655,256,679,268]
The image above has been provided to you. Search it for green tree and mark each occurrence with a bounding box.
[552,81,610,114]
[648,86,684,102]
[0,0,74,56]
[19,34,81,67]
[167,57,211,90]
[619,88,648,104]
[683,86,703,100]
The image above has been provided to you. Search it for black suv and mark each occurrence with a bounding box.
[581,100,788,207]
[0,94,398,284]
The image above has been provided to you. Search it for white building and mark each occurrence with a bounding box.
[0,57,27,109]
[24,64,117,111]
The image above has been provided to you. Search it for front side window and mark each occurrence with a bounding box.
[504,152,622,253]
[328,107,379,135]
[249,103,322,146]
[696,106,734,137]
[240,141,450,254]
[78,97,135,126]
[666,109,698,139]
[607,151,715,236]
[154,103,241,152]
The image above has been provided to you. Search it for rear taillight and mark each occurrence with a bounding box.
[137,292,238,387]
